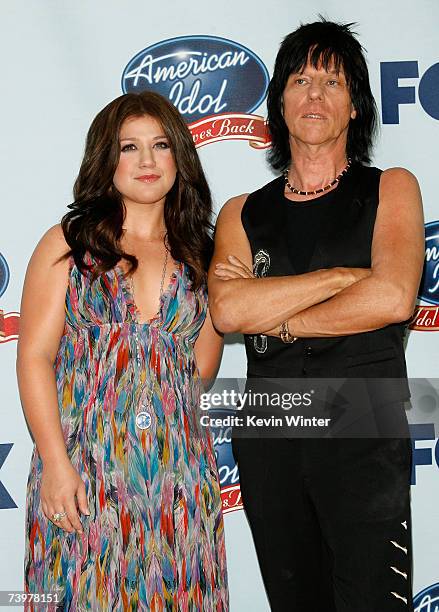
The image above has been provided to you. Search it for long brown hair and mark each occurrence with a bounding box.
[61,91,213,289]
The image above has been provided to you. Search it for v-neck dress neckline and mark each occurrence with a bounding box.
[115,260,182,326]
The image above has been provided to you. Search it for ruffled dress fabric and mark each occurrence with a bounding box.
[24,255,228,611]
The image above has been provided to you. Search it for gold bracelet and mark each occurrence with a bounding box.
[279,320,298,344]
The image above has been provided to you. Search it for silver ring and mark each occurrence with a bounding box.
[51,511,67,522]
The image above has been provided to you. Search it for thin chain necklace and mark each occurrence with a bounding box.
[284,158,351,196]
[130,241,169,430]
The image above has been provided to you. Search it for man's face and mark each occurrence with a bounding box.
[282,59,356,149]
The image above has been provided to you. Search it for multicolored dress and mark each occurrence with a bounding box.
[24,254,228,611]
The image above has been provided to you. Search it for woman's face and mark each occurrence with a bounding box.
[113,114,177,208]
[282,59,356,150]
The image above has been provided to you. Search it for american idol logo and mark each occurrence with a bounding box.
[122,35,269,122]
[419,221,439,305]
[410,221,439,331]
[0,252,9,298]
[210,407,242,514]
[414,582,439,612]
[0,252,19,343]
[122,36,270,149]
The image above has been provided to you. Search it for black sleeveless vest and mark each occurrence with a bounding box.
[241,163,410,394]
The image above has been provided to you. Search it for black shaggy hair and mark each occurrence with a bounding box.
[267,17,378,171]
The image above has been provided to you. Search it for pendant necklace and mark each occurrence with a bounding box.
[130,241,169,430]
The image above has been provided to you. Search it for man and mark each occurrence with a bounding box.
[208,18,424,612]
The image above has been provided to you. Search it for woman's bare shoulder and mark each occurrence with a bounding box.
[31,224,71,266]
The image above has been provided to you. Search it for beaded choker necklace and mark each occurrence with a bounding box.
[284,158,352,196]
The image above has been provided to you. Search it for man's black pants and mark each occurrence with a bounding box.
[233,435,413,611]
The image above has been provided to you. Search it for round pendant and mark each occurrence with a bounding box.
[135,411,152,429]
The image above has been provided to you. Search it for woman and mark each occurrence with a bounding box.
[209,18,424,612]
[18,91,228,610]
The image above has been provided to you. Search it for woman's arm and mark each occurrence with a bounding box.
[17,224,89,533]
[194,307,224,390]
[208,194,367,334]
[17,225,71,464]
[263,168,425,337]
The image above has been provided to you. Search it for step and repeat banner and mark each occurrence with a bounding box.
[1,1,438,609]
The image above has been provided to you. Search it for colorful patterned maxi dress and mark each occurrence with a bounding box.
[24,255,228,611]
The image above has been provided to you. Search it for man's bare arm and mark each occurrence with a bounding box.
[263,168,424,337]
[208,194,369,334]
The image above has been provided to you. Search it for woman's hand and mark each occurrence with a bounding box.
[40,457,90,534]
[214,255,255,280]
